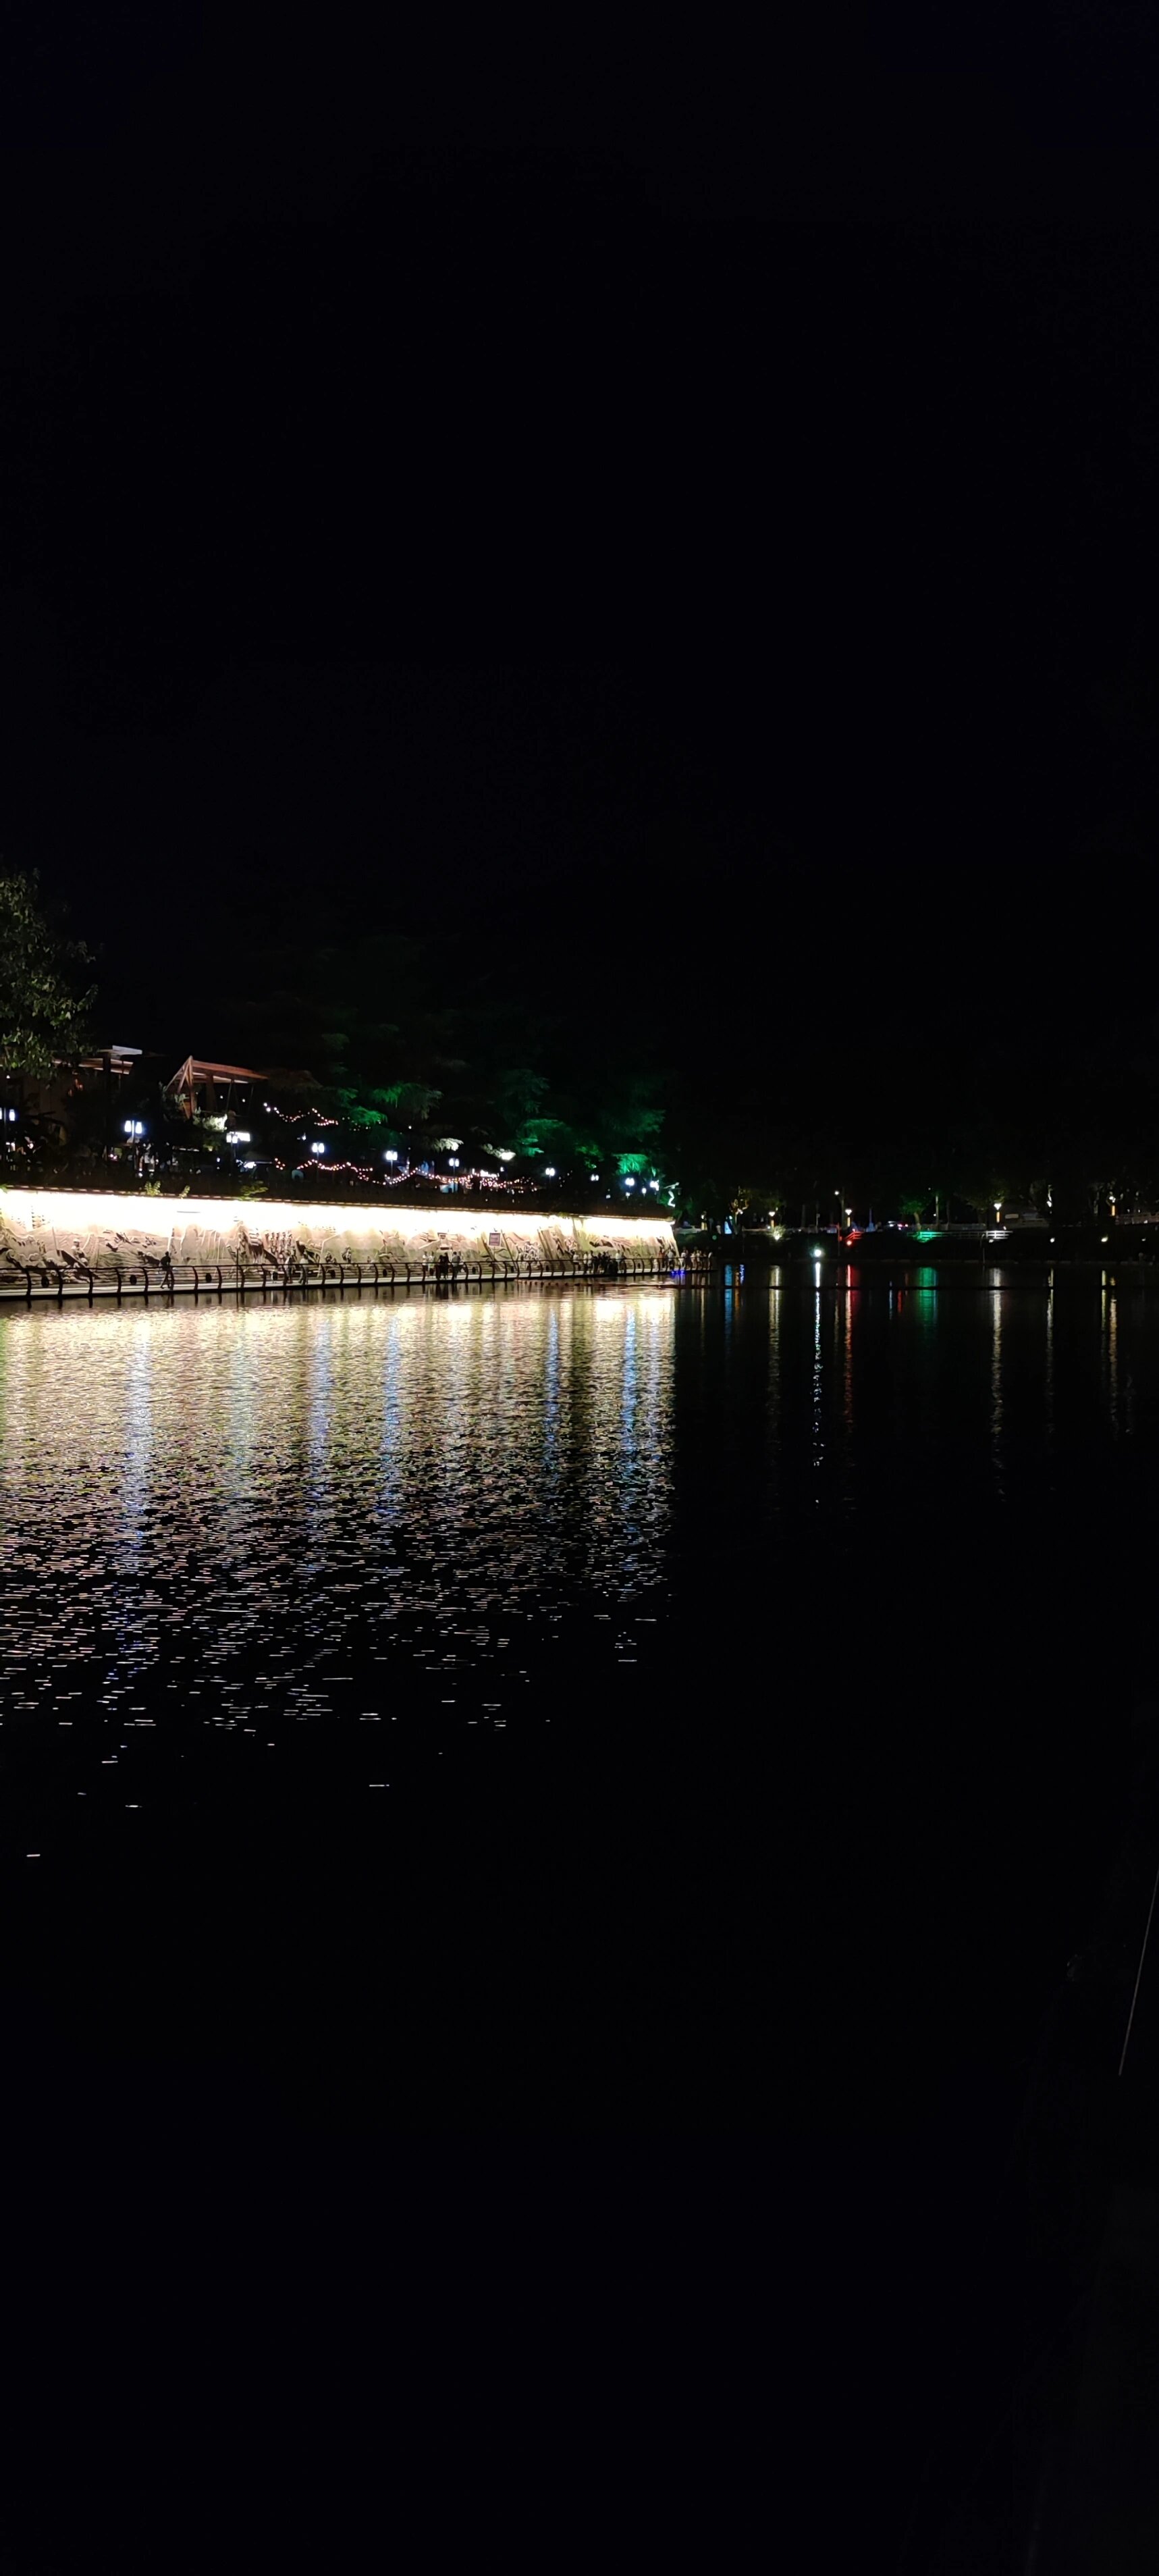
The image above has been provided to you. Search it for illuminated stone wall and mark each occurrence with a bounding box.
[0,1188,676,1294]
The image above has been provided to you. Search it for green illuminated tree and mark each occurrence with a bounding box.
[0,871,95,1078]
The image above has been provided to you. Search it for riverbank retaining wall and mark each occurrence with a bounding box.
[0,1188,677,1296]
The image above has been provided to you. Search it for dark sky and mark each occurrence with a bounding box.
[5,15,1159,1055]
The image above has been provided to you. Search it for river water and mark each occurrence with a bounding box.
[2,1269,1157,2565]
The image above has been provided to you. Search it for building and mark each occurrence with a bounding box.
[164,1057,261,1122]
[163,1058,318,1123]
[11,1044,146,1151]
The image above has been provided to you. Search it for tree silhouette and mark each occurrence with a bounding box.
[0,872,95,1078]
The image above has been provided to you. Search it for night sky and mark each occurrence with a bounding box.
[5,17,1159,1061]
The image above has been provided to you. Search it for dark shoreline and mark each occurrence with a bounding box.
[684,1228,1159,1274]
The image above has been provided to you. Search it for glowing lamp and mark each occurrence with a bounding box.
[310,1142,325,1156]
[544,1165,556,1178]
[496,1150,515,1163]
[383,1150,398,1162]
[448,1157,460,1169]
[624,1177,635,1189]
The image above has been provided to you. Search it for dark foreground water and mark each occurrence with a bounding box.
[3,1271,1158,2570]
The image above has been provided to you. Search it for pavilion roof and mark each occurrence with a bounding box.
[164,1056,260,1091]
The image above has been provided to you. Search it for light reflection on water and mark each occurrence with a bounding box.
[7,1266,1159,2481]
[0,1293,676,1732]
[4,1273,1159,1787]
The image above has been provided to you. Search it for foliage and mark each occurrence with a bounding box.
[333,1080,443,1130]
[32,870,1159,1224]
[494,1068,549,1134]
[230,934,456,1130]
[0,872,95,1078]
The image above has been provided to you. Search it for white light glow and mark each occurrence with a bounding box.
[0,1186,677,1261]
[226,1130,251,1146]
[310,1142,325,1156]
[383,1150,398,1162]
[544,1166,556,1178]
[496,1150,515,1163]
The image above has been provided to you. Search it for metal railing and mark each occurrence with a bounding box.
[0,1251,678,1301]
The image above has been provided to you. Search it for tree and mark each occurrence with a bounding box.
[229,934,456,1132]
[0,872,95,1078]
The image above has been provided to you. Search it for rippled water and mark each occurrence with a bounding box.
[5,1271,1159,2565]
[1,1289,676,1747]
[5,1269,1159,1828]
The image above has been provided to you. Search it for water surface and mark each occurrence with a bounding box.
[3,1271,1158,2562]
